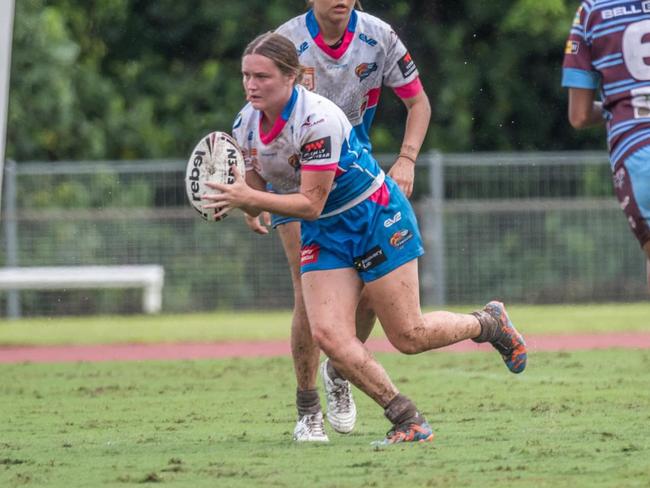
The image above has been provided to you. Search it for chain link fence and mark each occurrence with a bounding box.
[1,151,646,318]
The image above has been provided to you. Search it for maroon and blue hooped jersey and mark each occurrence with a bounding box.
[562,0,650,168]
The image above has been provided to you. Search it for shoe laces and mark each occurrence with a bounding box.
[484,305,516,354]
[384,421,424,444]
[330,378,352,409]
[303,413,326,437]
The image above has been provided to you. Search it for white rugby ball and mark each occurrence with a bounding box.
[185,131,246,221]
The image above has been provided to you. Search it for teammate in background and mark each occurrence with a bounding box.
[204,33,527,445]
[243,0,432,441]
[562,1,650,292]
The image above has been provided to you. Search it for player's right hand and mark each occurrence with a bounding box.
[244,211,271,235]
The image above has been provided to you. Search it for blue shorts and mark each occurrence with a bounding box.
[615,146,650,247]
[267,182,299,228]
[271,213,299,229]
[299,177,425,282]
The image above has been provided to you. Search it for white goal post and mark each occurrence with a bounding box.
[0,265,165,315]
[0,0,16,210]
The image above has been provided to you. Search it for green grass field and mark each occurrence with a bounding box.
[2,350,649,487]
[0,302,649,345]
[1,303,650,487]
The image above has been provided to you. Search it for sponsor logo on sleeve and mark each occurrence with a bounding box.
[301,136,332,161]
[565,40,580,55]
[355,62,378,81]
[389,229,413,248]
[301,244,320,265]
[353,246,387,271]
[397,52,417,78]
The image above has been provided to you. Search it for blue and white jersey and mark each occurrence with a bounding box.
[232,85,384,218]
[275,9,423,151]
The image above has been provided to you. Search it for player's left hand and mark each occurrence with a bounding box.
[388,156,415,198]
[202,165,251,221]
[245,212,271,235]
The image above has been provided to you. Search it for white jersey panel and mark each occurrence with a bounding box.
[275,10,419,127]
[231,85,384,217]
[232,85,348,195]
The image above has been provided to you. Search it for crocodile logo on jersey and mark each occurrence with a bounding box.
[389,229,413,248]
[359,33,377,46]
[355,62,378,81]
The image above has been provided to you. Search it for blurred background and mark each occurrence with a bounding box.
[1,0,646,318]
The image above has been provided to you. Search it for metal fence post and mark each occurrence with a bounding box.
[421,151,446,306]
[3,159,20,318]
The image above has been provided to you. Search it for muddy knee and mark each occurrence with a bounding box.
[387,329,425,355]
[310,325,348,358]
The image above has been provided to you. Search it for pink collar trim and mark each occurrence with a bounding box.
[313,29,355,60]
[259,114,287,145]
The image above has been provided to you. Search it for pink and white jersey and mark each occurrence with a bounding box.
[562,0,650,168]
[275,9,423,151]
[232,85,385,217]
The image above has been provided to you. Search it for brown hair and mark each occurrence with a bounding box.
[243,32,304,84]
[306,1,363,11]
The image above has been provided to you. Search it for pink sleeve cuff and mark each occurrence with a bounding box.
[393,77,423,99]
[301,162,339,172]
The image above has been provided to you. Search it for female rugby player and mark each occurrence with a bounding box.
[204,32,527,445]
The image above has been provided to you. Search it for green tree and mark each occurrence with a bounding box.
[7,0,604,162]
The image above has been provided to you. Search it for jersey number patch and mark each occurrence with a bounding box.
[623,20,650,117]
[623,19,650,79]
